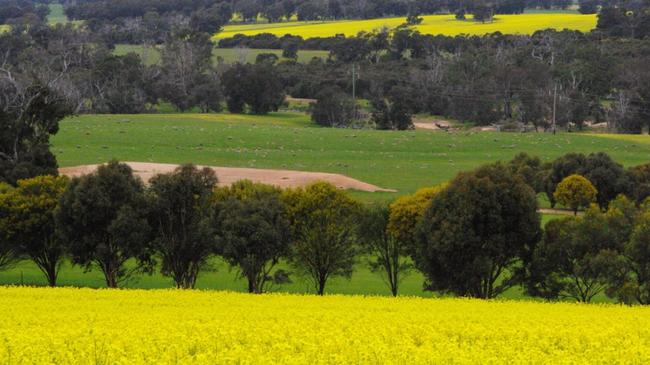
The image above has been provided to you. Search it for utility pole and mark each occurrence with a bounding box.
[552,82,557,135]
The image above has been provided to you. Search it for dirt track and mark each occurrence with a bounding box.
[59,162,396,193]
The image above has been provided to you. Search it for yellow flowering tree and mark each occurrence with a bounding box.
[0,175,68,286]
[553,174,597,215]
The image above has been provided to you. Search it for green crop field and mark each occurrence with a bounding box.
[217,13,598,39]
[2,111,646,298]
[51,112,650,200]
[113,44,328,65]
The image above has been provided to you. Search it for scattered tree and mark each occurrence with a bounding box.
[222,63,285,114]
[56,161,153,288]
[387,185,445,250]
[358,203,412,297]
[554,174,597,215]
[0,175,68,286]
[415,163,541,299]
[148,164,218,289]
[283,182,361,295]
[525,200,632,302]
[310,85,355,127]
[213,180,291,293]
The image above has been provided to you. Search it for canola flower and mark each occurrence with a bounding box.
[1,286,649,364]
[216,13,597,40]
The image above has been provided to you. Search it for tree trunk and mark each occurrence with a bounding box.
[45,265,57,287]
[317,275,327,296]
[105,271,118,288]
[247,275,258,294]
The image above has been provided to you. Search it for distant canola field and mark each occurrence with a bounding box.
[217,13,598,39]
[2,287,649,364]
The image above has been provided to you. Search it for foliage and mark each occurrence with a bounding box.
[371,89,414,130]
[213,180,291,293]
[358,203,412,296]
[282,182,361,295]
[222,63,285,114]
[544,152,632,209]
[553,174,597,214]
[310,86,355,127]
[388,185,445,248]
[415,162,541,298]
[0,83,72,185]
[55,161,152,288]
[630,162,650,204]
[0,175,68,286]
[507,152,544,193]
[148,164,218,289]
[525,197,635,302]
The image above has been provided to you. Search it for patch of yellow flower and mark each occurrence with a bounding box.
[217,13,597,40]
[1,286,649,364]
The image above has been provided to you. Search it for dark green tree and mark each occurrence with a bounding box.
[0,83,72,185]
[526,198,634,302]
[56,161,153,288]
[371,87,413,130]
[415,162,541,299]
[222,63,285,115]
[630,162,650,204]
[189,3,232,34]
[358,203,412,297]
[544,152,632,208]
[310,85,355,127]
[148,164,218,289]
[213,180,291,293]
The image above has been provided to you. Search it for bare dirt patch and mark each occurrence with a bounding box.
[413,118,452,131]
[538,208,581,216]
[59,162,397,193]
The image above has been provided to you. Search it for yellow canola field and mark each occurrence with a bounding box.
[2,286,650,364]
[217,13,597,39]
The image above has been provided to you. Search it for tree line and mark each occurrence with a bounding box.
[5,21,650,133]
[1,153,650,303]
[62,0,571,28]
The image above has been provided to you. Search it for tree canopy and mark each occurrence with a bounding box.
[213,180,291,293]
[415,163,541,299]
[283,182,361,295]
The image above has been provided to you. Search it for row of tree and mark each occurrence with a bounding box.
[5,8,650,133]
[0,162,360,294]
[63,0,571,25]
[0,0,49,25]
[231,28,650,133]
[2,157,649,303]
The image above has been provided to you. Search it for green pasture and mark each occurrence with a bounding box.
[51,112,650,201]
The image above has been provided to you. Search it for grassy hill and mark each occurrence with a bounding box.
[51,112,650,201]
[217,13,597,39]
